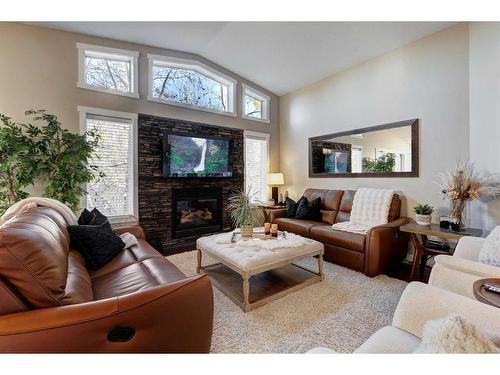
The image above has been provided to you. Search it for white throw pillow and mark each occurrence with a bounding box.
[414,315,500,353]
[479,225,500,267]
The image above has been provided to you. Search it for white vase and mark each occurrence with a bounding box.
[415,214,431,226]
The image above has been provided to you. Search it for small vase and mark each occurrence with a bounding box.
[241,224,253,237]
[415,214,431,226]
[450,199,466,230]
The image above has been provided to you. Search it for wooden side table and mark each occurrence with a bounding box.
[258,204,285,223]
[400,221,483,282]
[473,278,500,308]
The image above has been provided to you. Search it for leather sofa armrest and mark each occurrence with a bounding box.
[269,208,286,224]
[364,217,409,277]
[0,275,213,353]
[114,225,146,240]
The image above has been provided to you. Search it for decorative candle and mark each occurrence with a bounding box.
[264,222,271,235]
[271,224,278,238]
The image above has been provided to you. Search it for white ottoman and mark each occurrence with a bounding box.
[196,230,324,312]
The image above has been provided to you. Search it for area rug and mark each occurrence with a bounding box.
[166,250,407,353]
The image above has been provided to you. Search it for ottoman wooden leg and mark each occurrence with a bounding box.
[196,249,202,274]
[243,275,250,311]
[318,254,324,281]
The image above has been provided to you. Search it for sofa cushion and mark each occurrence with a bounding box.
[284,196,304,218]
[295,197,321,221]
[274,218,321,237]
[68,221,125,270]
[60,250,94,304]
[0,207,75,308]
[303,189,344,224]
[89,238,163,279]
[91,257,186,300]
[335,190,356,223]
[310,225,366,252]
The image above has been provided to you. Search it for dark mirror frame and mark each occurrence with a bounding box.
[308,119,419,178]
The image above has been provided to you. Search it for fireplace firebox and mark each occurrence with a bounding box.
[172,188,223,238]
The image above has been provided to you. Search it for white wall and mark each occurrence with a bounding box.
[280,23,470,218]
[469,22,500,230]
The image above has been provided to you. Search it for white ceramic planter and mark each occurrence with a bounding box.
[415,214,432,226]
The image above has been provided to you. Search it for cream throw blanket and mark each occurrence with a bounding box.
[0,197,138,248]
[332,188,395,234]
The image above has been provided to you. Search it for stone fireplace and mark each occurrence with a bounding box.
[172,188,222,238]
[137,114,244,255]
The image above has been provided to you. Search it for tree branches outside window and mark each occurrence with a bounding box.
[85,56,131,92]
[152,66,228,112]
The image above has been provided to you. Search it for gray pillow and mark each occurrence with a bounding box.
[479,225,500,267]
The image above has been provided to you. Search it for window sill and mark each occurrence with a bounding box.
[242,114,270,124]
[77,82,140,99]
[147,95,237,117]
[108,215,139,228]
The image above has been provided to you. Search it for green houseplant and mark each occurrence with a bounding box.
[362,153,396,173]
[0,110,103,214]
[25,110,103,211]
[413,203,434,226]
[227,189,263,237]
[0,115,39,215]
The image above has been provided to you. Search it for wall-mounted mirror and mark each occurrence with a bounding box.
[309,119,419,178]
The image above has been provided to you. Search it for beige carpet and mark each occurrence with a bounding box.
[167,251,407,353]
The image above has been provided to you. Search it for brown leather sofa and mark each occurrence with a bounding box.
[270,189,408,277]
[0,206,213,353]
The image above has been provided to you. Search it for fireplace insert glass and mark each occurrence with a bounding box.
[173,188,222,238]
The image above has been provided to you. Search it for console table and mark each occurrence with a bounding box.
[400,222,483,282]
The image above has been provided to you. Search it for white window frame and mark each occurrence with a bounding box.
[242,84,271,123]
[77,43,140,98]
[147,54,237,117]
[78,106,139,226]
[244,130,270,203]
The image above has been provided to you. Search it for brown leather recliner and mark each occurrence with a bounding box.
[270,189,408,277]
[0,206,213,353]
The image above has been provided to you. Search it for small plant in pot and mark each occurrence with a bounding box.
[227,189,263,237]
[414,203,434,226]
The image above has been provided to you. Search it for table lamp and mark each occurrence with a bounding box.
[268,173,284,205]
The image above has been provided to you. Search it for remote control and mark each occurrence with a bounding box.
[483,282,500,294]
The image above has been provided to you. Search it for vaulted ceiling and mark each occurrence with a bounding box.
[30,22,456,95]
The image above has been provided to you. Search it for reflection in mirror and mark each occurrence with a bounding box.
[309,119,418,177]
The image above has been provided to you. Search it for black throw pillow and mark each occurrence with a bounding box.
[77,208,108,225]
[68,221,125,270]
[295,197,321,221]
[285,196,305,218]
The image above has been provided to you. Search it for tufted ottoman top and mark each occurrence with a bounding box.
[196,230,324,273]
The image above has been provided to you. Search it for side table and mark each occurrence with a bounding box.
[258,204,285,223]
[473,278,500,308]
[400,221,483,282]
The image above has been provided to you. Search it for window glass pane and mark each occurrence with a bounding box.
[85,55,131,92]
[245,136,268,203]
[86,116,133,217]
[244,94,263,119]
[152,65,228,112]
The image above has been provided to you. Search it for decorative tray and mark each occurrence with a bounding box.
[230,230,287,242]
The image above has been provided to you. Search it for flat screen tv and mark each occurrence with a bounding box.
[163,132,233,177]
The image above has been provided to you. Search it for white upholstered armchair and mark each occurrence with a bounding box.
[428,236,500,299]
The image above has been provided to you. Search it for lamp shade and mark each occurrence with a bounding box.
[268,173,284,185]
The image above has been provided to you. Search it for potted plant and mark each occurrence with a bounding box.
[0,110,103,214]
[227,189,263,237]
[414,203,434,226]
